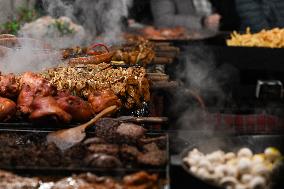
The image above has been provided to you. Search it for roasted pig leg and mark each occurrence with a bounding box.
[56,95,94,122]
[29,96,72,123]
[0,97,16,121]
[17,72,56,114]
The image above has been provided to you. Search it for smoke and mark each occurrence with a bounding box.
[0,39,61,74]
[42,0,74,19]
[42,0,133,45]
[171,46,238,149]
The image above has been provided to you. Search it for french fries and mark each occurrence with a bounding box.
[227,28,284,48]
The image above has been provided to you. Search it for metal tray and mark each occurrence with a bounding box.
[0,129,169,175]
[2,169,169,189]
[179,135,284,189]
[203,33,284,72]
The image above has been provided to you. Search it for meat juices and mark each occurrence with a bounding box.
[0,97,16,121]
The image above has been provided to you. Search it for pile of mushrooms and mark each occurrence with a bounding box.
[183,147,282,189]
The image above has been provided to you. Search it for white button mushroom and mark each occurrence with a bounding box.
[198,158,213,172]
[214,164,226,178]
[227,158,238,166]
[219,176,238,188]
[235,184,247,189]
[184,147,281,189]
[224,165,238,177]
[225,152,236,161]
[238,148,253,158]
[196,167,210,179]
[237,157,252,174]
[189,148,203,157]
[252,154,265,164]
[190,166,198,174]
[251,163,270,177]
[241,174,253,184]
[206,150,225,164]
[264,147,282,162]
[248,176,266,189]
[185,155,200,166]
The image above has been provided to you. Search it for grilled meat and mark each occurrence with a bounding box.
[0,170,160,189]
[53,173,120,189]
[95,121,146,143]
[88,90,121,113]
[83,137,106,145]
[41,63,150,110]
[0,73,20,99]
[17,84,35,114]
[56,94,94,122]
[112,45,155,66]
[19,72,56,94]
[0,170,40,189]
[123,171,159,189]
[116,123,146,142]
[68,52,114,65]
[139,135,167,149]
[87,144,119,156]
[62,46,88,59]
[84,153,122,168]
[29,96,72,123]
[138,143,167,166]
[142,26,189,40]
[0,97,16,121]
[18,72,56,114]
[0,130,167,169]
[120,144,140,161]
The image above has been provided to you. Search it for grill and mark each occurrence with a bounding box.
[208,113,284,134]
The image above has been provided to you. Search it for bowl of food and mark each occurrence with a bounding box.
[181,135,284,189]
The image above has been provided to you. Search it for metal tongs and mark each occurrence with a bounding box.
[112,116,168,124]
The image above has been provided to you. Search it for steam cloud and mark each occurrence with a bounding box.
[0,39,61,74]
[43,0,133,45]
[171,46,238,148]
